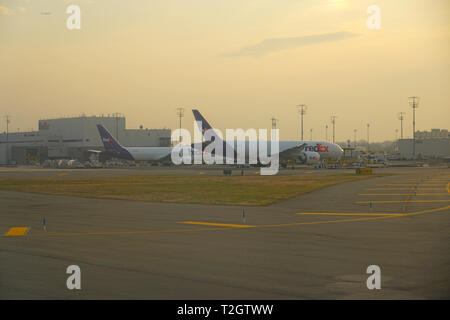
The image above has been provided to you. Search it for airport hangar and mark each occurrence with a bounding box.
[0,115,171,165]
[397,129,450,159]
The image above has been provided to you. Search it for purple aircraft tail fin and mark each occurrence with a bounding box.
[96,125,134,161]
[192,109,216,135]
[191,109,236,159]
[97,125,123,152]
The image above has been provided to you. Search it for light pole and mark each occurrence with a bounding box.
[297,104,307,141]
[397,112,405,139]
[310,128,313,140]
[395,129,399,152]
[330,116,337,143]
[176,107,184,144]
[354,129,357,148]
[367,123,370,152]
[5,115,10,165]
[408,97,420,159]
[325,124,328,142]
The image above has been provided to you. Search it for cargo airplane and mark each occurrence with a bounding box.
[90,125,174,162]
[192,109,343,166]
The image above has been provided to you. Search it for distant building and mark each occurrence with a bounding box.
[398,128,450,159]
[415,128,449,140]
[0,115,171,164]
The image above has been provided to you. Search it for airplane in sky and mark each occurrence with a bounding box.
[192,109,343,165]
[91,124,174,162]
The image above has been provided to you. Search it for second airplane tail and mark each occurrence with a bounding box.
[96,124,134,160]
[97,124,123,152]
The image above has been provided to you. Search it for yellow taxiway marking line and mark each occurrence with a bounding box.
[2,205,449,239]
[4,180,450,239]
[396,205,450,217]
[297,213,404,216]
[405,177,450,179]
[356,200,450,204]
[359,193,449,196]
[4,227,29,236]
[263,205,450,228]
[366,188,444,191]
[376,184,445,186]
[403,179,449,182]
[179,221,254,228]
[14,227,234,238]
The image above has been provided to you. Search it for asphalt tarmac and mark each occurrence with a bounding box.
[0,166,449,299]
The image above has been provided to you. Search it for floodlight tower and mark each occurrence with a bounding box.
[330,116,337,143]
[4,115,11,165]
[325,124,328,141]
[297,104,307,141]
[176,107,185,143]
[397,112,405,139]
[408,97,420,158]
[354,129,357,148]
[367,123,370,151]
[395,129,399,152]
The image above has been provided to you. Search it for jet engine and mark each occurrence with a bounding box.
[299,151,320,165]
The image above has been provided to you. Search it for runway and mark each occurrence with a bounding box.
[1,167,449,299]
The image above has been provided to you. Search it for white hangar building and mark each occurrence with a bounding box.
[0,115,171,164]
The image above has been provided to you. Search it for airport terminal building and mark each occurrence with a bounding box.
[0,115,171,164]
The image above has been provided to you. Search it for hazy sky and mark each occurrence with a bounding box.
[1,0,449,142]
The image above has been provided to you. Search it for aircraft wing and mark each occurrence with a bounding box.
[278,143,307,161]
[87,150,102,154]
